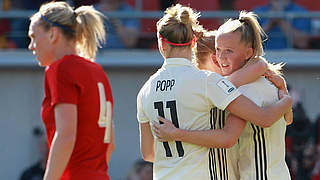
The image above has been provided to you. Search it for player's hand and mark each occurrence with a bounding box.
[285,109,293,125]
[278,89,287,99]
[278,91,293,125]
[265,70,285,90]
[153,117,177,142]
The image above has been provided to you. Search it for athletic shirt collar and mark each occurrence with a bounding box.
[162,58,194,67]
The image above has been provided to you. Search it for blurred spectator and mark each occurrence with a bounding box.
[127,159,153,180]
[7,0,30,48]
[21,0,49,10]
[220,0,234,10]
[301,142,316,180]
[311,115,320,180]
[160,0,176,10]
[72,0,99,8]
[254,0,311,49]
[311,138,320,180]
[286,101,315,180]
[0,0,17,48]
[95,0,140,49]
[20,127,48,180]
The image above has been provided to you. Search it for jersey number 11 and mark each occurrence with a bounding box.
[154,100,184,157]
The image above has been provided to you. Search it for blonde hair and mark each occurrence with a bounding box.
[217,11,283,74]
[156,4,203,48]
[30,1,106,61]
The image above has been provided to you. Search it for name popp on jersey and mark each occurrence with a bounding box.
[217,79,235,95]
[156,79,175,91]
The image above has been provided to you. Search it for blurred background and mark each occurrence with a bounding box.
[0,0,319,180]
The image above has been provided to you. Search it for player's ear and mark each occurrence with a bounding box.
[245,47,253,60]
[49,26,59,44]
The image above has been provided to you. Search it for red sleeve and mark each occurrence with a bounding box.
[105,78,113,105]
[47,63,80,106]
[105,75,114,119]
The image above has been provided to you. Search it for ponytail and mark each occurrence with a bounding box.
[74,6,106,61]
[238,11,267,58]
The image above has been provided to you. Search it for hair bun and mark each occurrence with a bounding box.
[179,9,190,25]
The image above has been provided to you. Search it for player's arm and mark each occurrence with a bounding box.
[139,122,154,162]
[137,90,154,162]
[227,57,267,87]
[153,115,246,148]
[226,93,292,128]
[44,104,77,180]
[265,71,293,125]
[106,121,115,164]
[207,74,292,128]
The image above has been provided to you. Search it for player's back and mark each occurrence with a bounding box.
[139,58,223,180]
[237,77,290,180]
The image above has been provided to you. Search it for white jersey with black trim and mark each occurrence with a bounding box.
[234,77,291,180]
[208,108,240,180]
[137,58,241,180]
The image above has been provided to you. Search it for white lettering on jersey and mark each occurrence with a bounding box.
[97,82,112,143]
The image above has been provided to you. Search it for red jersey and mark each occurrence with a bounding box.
[41,55,113,180]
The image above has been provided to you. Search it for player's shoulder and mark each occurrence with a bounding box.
[50,55,86,71]
[239,77,277,100]
[199,69,223,80]
[56,55,104,74]
[240,77,272,89]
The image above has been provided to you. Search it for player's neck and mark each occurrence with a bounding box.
[166,49,192,61]
[52,41,77,61]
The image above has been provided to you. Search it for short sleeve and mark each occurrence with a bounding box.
[206,73,242,110]
[46,64,79,106]
[137,89,149,123]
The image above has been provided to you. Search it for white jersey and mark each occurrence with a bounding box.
[137,58,241,180]
[209,108,240,180]
[232,77,291,180]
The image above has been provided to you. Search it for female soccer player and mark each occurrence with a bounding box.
[137,4,291,180]
[153,11,292,180]
[215,11,291,179]
[28,2,114,180]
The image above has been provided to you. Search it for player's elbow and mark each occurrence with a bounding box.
[109,141,115,154]
[213,135,237,148]
[260,115,274,128]
[142,152,154,162]
[263,122,273,128]
[141,146,154,162]
[222,137,238,148]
